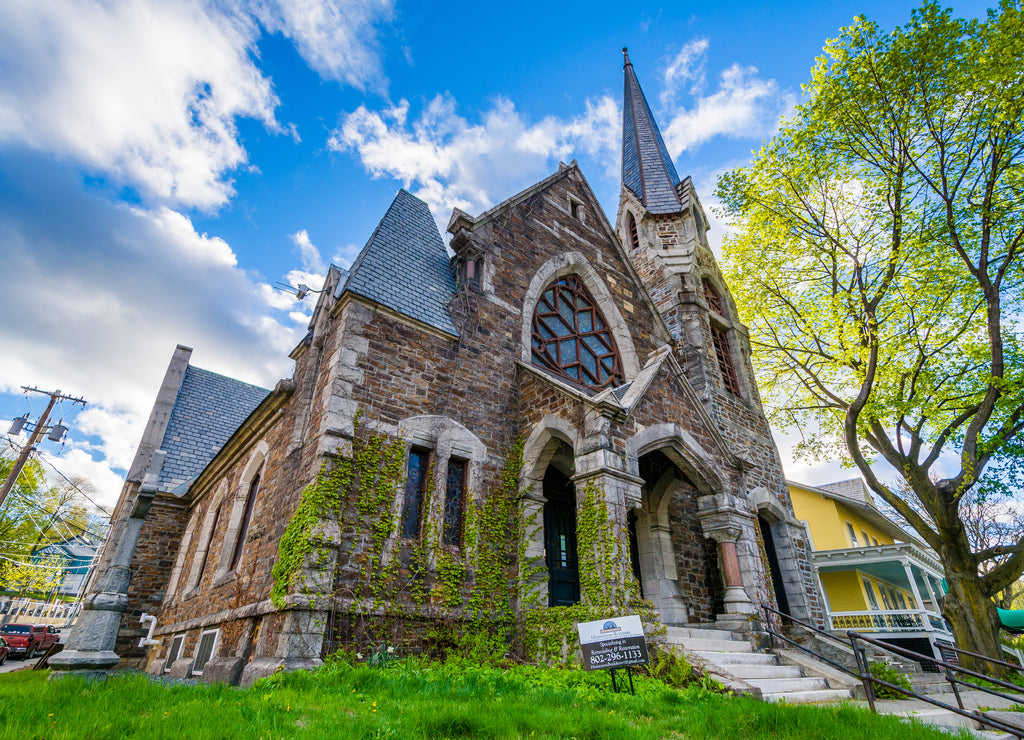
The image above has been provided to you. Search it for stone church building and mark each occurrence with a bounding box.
[59,52,821,685]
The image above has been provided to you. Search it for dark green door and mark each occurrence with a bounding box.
[544,467,580,607]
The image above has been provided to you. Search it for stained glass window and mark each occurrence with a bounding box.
[531,275,624,390]
[401,449,430,539]
[442,459,466,546]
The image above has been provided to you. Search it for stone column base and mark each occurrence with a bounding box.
[48,649,120,681]
[239,656,323,687]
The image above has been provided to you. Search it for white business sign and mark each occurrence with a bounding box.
[577,614,649,671]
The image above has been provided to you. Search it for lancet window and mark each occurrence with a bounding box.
[531,275,624,390]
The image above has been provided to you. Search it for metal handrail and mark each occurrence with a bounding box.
[760,604,1024,738]
[940,641,1024,675]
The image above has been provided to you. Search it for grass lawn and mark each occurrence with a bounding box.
[0,661,971,739]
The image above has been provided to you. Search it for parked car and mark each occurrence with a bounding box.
[0,624,59,659]
[0,636,9,665]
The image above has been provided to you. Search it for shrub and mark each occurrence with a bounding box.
[869,661,912,699]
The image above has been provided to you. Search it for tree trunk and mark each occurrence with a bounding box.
[942,561,1007,678]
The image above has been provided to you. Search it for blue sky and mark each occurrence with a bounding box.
[0,0,992,510]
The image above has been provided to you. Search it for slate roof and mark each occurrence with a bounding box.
[336,189,458,336]
[157,366,270,492]
[622,50,684,215]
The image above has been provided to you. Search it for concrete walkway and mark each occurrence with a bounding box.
[849,688,1024,738]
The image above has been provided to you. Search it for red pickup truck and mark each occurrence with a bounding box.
[0,623,60,659]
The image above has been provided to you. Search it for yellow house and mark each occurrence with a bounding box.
[788,478,951,661]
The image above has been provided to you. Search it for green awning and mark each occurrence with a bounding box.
[997,608,1024,633]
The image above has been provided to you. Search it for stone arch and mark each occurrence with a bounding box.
[165,512,199,602]
[396,416,487,551]
[625,424,732,625]
[750,486,787,523]
[626,422,724,496]
[521,252,641,380]
[184,480,229,593]
[520,416,582,608]
[522,415,581,489]
[216,440,269,577]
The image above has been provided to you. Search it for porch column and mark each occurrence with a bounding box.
[901,559,927,626]
[706,526,756,614]
[922,570,940,611]
[697,493,758,615]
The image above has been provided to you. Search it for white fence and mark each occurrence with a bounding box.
[0,598,80,627]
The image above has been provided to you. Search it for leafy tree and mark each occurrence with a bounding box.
[0,452,94,598]
[718,1,1024,670]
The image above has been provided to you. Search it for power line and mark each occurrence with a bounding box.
[0,553,81,570]
[5,437,113,518]
[6,490,109,542]
[33,449,113,517]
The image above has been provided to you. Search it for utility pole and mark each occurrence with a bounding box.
[0,386,87,508]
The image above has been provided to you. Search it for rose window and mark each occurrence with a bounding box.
[531,275,624,390]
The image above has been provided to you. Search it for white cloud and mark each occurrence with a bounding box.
[250,0,394,92]
[0,152,304,507]
[330,93,620,220]
[290,229,326,274]
[0,0,395,210]
[662,62,796,156]
[0,0,277,209]
[661,38,710,105]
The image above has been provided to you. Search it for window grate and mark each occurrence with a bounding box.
[702,279,724,315]
[711,325,741,396]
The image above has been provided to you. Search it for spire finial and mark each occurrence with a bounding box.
[622,47,631,67]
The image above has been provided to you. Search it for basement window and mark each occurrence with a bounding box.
[163,634,184,673]
[191,629,219,676]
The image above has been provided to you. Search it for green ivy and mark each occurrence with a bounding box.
[272,420,661,667]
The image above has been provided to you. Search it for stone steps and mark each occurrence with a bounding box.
[665,624,855,705]
[762,688,855,704]
[675,637,752,653]
[728,663,803,679]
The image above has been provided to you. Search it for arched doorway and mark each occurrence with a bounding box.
[758,514,790,616]
[543,465,579,606]
[631,449,711,624]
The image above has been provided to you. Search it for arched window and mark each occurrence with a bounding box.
[626,212,640,251]
[229,470,260,571]
[702,278,724,316]
[531,275,624,390]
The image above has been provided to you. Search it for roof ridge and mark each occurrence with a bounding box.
[185,365,272,394]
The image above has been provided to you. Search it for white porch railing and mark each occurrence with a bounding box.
[0,598,80,627]
[828,608,952,636]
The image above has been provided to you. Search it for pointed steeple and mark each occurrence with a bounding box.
[621,48,683,215]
